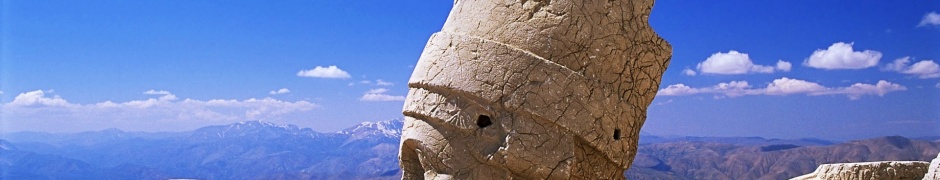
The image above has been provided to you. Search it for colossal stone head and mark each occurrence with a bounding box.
[399,0,671,179]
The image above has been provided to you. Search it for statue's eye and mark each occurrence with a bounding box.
[476,115,492,128]
[613,129,621,140]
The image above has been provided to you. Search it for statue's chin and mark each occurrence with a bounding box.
[398,116,514,179]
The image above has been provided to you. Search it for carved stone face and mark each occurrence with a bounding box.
[399,0,671,179]
[399,88,591,179]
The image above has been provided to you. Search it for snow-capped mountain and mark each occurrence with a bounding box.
[339,118,403,140]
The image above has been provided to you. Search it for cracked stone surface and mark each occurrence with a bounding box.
[791,161,930,180]
[398,0,671,179]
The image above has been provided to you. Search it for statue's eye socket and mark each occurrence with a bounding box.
[613,129,621,140]
[476,115,492,128]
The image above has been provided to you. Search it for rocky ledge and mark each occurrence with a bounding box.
[791,161,929,180]
[792,152,940,180]
[926,153,940,180]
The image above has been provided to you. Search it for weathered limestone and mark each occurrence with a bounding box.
[925,153,940,180]
[791,161,930,180]
[399,0,671,179]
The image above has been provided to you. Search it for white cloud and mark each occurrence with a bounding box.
[375,79,394,86]
[762,78,827,95]
[659,84,700,96]
[269,88,291,95]
[658,77,906,99]
[296,65,351,79]
[697,50,783,74]
[360,88,405,101]
[904,60,940,79]
[884,57,940,79]
[776,60,792,72]
[0,91,4,95]
[803,42,882,70]
[0,90,318,132]
[712,81,751,97]
[936,83,940,89]
[919,11,940,27]
[8,90,74,107]
[682,68,697,76]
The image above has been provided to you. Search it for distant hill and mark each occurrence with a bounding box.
[637,133,836,146]
[626,136,940,179]
[2,120,937,179]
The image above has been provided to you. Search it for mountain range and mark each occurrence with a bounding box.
[2,119,937,179]
[1,120,403,179]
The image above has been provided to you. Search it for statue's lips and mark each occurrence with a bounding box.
[403,32,637,167]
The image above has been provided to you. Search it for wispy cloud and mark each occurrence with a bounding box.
[682,68,697,76]
[655,99,674,106]
[803,42,881,70]
[143,90,171,95]
[359,88,405,101]
[297,65,351,79]
[885,120,935,125]
[776,60,792,72]
[659,77,906,100]
[375,79,394,86]
[918,11,940,27]
[143,90,177,101]
[348,79,395,86]
[269,88,291,95]
[695,50,790,75]
[884,57,940,79]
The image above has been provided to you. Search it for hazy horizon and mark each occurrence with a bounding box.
[1,0,938,141]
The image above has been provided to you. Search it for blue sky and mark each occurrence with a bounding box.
[1,1,938,140]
